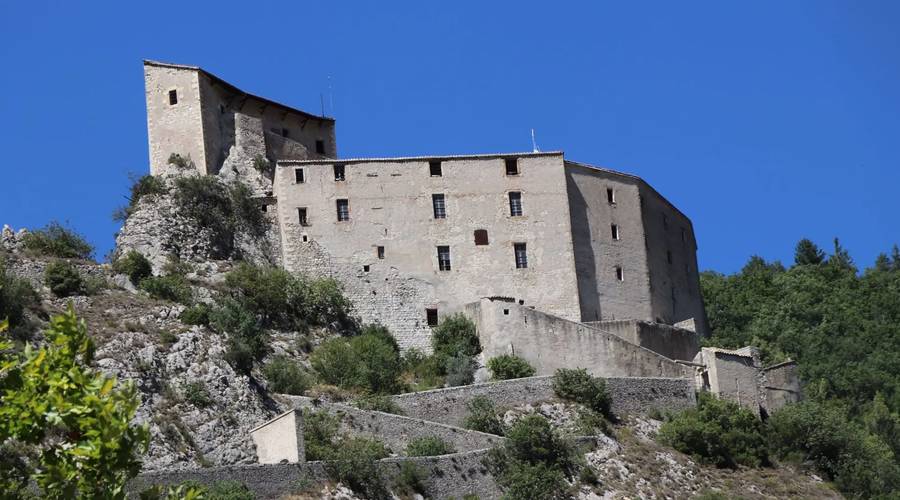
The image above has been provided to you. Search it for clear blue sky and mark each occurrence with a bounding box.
[2,1,898,273]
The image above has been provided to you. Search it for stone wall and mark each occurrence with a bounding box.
[250,410,304,465]
[762,360,802,414]
[696,347,762,414]
[587,319,699,361]
[468,299,692,379]
[144,62,208,176]
[391,375,696,428]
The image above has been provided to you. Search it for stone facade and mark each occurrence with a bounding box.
[586,319,700,361]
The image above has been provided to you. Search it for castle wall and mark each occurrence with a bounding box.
[145,63,208,175]
[586,319,699,361]
[274,153,582,346]
[762,361,802,414]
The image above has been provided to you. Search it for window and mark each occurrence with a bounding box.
[294,168,305,184]
[168,89,178,105]
[505,158,519,175]
[426,308,439,326]
[363,265,370,273]
[509,192,523,216]
[615,266,624,281]
[334,164,346,181]
[281,128,290,138]
[474,229,489,246]
[377,246,385,259]
[432,194,446,219]
[302,234,308,242]
[611,224,620,240]
[607,188,615,204]
[336,199,350,221]
[503,309,510,315]
[430,161,442,177]
[298,208,309,226]
[667,250,673,264]
[437,246,451,271]
[315,140,325,154]
[260,204,268,213]
[514,243,528,269]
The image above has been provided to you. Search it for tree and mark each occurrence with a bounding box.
[794,238,825,266]
[0,307,149,498]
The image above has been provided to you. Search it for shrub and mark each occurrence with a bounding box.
[302,409,341,461]
[431,313,480,361]
[44,260,84,297]
[464,396,505,436]
[444,353,475,387]
[552,368,612,419]
[179,303,211,326]
[205,480,255,500]
[0,259,39,331]
[310,337,360,389]
[354,394,404,414]
[262,356,311,395]
[209,299,268,374]
[171,176,270,249]
[658,392,767,468]
[168,153,195,169]
[81,274,108,295]
[113,174,168,223]
[402,348,444,390]
[113,250,152,285]
[393,462,427,497]
[21,222,94,260]
[183,382,212,408]
[310,329,403,394]
[140,274,193,304]
[406,436,456,457]
[487,354,536,380]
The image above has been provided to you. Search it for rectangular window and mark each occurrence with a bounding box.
[298,208,308,226]
[509,192,523,216]
[505,158,519,175]
[336,199,350,221]
[334,164,345,181]
[294,168,305,184]
[377,246,385,259]
[615,266,624,281]
[607,188,615,204]
[474,229,489,246]
[426,308,439,326]
[432,194,446,219]
[260,204,268,213]
[168,89,178,105]
[681,228,686,243]
[429,161,442,177]
[281,128,290,138]
[437,246,451,271]
[514,243,528,269]
[316,140,325,154]
[611,224,620,240]
[667,250,673,264]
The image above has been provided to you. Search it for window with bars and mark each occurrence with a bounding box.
[509,192,523,216]
[298,208,309,226]
[432,194,446,219]
[336,199,349,221]
[437,246,451,271]
[168,89,178,105]
[334,164,345,181]
[514,243,528,269]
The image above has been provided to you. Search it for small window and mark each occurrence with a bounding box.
[336,199,350,221]
[294,168,305,184]
[168,89,178,105]
[437,245,451,271]
[432,194,446,219]
[667,250,673,264]
[505,158,519,175]
[430,161,443,177]
[615,266,624,281]
[260,204,268,213]
[426,308,439,326]
[302,234,308,242]
[607,188,615,204]
[315,140,325,154]
[281,128,290,138]
[514,243,528,269]
[611,224,620,240]
[509,192,523,217]
[377,246,385,259]
[298,208,309,226]
[474,229,489,246]
[663,214,669,229]
[363,265,370,273]
[503,309,510,315]
[334,164,346,181]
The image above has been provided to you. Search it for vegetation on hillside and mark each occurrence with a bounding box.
[21,221,94,260]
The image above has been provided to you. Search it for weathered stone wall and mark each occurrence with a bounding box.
[762,360,802,414]
[587,319,700,361]
[468,299,692,379]
[697,348,762,414]
[144,62,207,176]
[391,375,696,428]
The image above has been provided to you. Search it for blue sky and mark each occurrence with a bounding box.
[1,1,898,273]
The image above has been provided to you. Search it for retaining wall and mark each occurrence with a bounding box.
[585,319,699,361]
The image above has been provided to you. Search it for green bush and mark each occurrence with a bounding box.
[113,250,152,285]
[171,177,270,250]
[179,303,212,326]
[262,356,311,395]
[487,355,536,380]
[431,313,480,361]
[551,368,612,419]
[113,174,168,223]
[464,396,506,436]
[182,382,212,408]
[405,436,456,457]
[44,260,84,297]
[21,222,94,260]
[310,328,403,394]
[140,274,193,304]
[393,462,427,497]
[209,299,268,374]
[445,353,475,387]
[0,259,39,331]
[658,392,767,468]
[401,348,444,390]
[354,394,404,414]
[206,480,255,500]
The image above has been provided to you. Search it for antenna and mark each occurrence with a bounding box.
[328,75,334,117]
[320,93,325,117]
[531,129,540,153]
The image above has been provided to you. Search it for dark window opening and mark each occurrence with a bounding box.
[315,140,325,154]
[430,161,442,177]
[518,299,525,305]
[168,89,178,105]
[437,245,451,271]
[503,309,510,315]
[432,194,446,219]
[298,208,308,226]
[377,246,385,259]
[667,250,673,264]
[302,234,308,242]
[281,128,290,138]
[514,243,528,269]
[336,199,350,221]
[607,188,615,204]
[294,168,305,184]
[505,158,519,175]
[509,192,523,216]
[615,266,624,281]
[681,228,686,243]
[260,204,268,213]
[611,224,620,240]
[334,164,346,181]
[474,229,489,246]
[363,265,370,273]
[426,308,439,327]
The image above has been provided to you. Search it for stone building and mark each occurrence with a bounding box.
[143,60,709,349]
